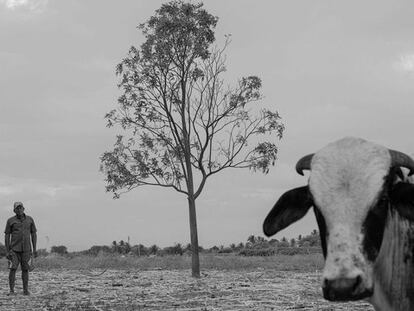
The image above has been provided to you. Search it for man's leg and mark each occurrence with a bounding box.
[22,270,29,295]
[21,252,31,295]
[7,251,18,295]
[8,269,16,294]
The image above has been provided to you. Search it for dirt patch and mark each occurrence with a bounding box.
[0,269,374,310]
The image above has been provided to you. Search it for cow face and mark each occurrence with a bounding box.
[309,138,391,300]
[263,137,398,301]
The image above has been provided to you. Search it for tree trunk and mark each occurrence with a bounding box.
[180,76,200,277]
[188,194,200,277]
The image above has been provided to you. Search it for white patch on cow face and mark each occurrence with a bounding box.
[308,137,391,291]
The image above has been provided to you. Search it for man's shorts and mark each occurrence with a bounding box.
[7,251,31,270]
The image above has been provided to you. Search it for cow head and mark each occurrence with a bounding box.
[263,137,414,302]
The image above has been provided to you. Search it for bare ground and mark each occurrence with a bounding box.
[0,269,374,311]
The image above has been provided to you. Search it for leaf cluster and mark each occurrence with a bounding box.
[101,1,284,199]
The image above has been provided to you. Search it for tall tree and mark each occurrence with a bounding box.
[100,0,284,277]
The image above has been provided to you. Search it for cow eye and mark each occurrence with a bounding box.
[373,196,388,214]
[362,197,388,261]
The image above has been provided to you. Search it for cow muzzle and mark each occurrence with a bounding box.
[322,275,373,301]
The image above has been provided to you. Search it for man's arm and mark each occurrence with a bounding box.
[5,233,10,252]
[4,219,11,254]
[31,231,37,257]
[30,219,37,257]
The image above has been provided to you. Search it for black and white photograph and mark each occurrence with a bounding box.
[1,0,413,310]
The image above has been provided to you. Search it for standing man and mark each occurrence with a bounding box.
[4,202,37,295]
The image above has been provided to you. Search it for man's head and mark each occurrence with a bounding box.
[13,202,24,216]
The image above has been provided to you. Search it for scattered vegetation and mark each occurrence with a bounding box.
[61,230,321,258]
[0,252,323,272]
[0,230,322,266]
[0,243,6,257]
[51,245,68,255]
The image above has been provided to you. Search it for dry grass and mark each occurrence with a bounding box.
[0,253,324,272]
[0,269,374,310]
[0,254,374,310]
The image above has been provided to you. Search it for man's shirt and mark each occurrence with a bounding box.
[4,214,37,252]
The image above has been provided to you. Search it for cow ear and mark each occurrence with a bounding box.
[263,186,313,237]
[390,183,414,221]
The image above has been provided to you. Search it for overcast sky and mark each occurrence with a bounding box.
[1,0,414,251]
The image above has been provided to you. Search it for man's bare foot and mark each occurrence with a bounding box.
[7,291,16,296]
[23,291,30,296]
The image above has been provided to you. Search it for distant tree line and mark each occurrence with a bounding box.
[80,230,322,257]
[0,230,321,258]
[83,241,195,257]
[238,230,321,256]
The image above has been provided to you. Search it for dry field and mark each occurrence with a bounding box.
[0,255,374,311]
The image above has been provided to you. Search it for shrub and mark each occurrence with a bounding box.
[51,245,68,255]
[160,244,183,256]
[238,248,276,256]
[148,244,159,255]
[238,247,321,256]
[87,245,111,256]
[218,247,233,254]
[0,243,6,258]
[130,244,148,256]
[37,248,48,257]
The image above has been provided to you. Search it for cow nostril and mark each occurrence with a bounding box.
[323,278,329,289]
[353,275,362,292]
[323,276,363,301]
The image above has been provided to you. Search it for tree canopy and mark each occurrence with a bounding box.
[101,1,284,199]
